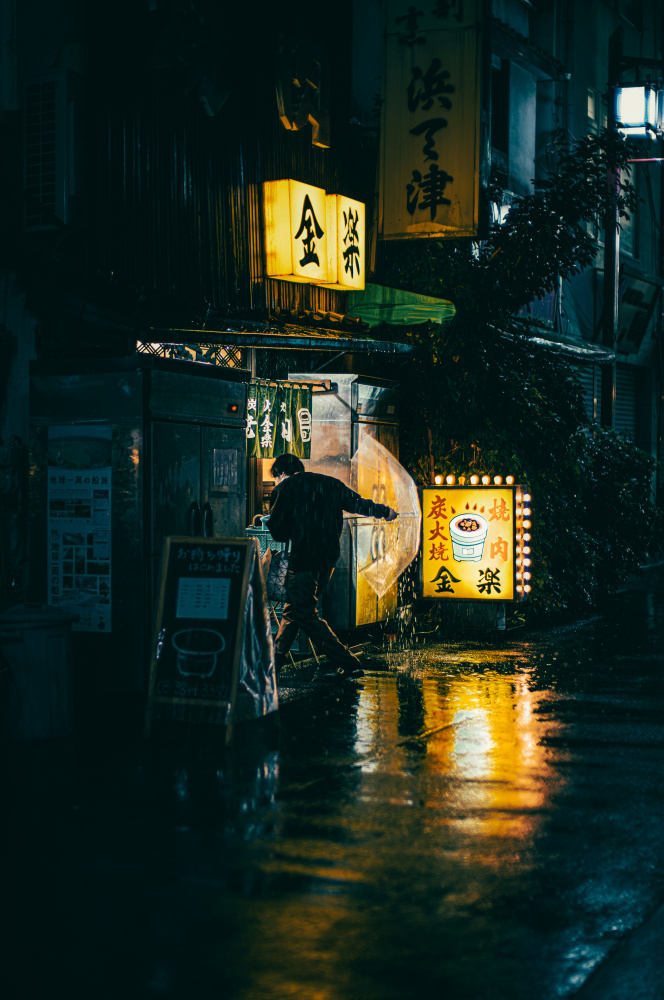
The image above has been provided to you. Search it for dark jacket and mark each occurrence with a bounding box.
[268,472,391,572]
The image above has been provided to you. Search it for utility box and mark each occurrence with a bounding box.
[288,372,399,631]
[0,603,78,739]
[28,356,251,695]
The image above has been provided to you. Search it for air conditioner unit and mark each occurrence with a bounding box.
[23,70,76,231]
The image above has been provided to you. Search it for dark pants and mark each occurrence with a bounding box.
[274,566,357,667]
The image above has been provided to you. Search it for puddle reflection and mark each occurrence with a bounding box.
[354,665,564,844]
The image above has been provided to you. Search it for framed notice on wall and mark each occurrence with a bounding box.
[144,537,277,741]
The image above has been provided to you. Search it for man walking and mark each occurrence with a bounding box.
[266,454,397,679]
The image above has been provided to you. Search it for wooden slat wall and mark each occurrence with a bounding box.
[88,1,365,327]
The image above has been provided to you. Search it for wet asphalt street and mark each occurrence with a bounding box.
[3,567,664,1000]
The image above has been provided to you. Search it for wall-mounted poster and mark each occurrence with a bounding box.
[47,425,112,632]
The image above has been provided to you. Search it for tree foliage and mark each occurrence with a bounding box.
[378,129,660,617]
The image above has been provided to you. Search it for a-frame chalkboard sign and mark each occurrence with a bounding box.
[144,537,278,743]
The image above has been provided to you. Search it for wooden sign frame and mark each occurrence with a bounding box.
[144,537,261,743]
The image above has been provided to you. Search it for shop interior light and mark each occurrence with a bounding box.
[506,475,514,485]
[470,475,479,485]
[446,475,455,485]
[434,475,443,485]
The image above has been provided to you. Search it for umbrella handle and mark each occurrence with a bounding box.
[370,525,387,561]
[378,527,386,559]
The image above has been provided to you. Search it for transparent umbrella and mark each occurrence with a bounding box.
[351,436,421,598]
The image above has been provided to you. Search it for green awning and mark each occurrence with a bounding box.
[347,283,456,328]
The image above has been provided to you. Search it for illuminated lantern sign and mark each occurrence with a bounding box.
[327,195,366,290]
[421,486,532,601]
[263,180,365,289]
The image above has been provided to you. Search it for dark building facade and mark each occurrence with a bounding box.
[1,0,663,617]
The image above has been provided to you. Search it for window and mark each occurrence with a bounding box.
[587,88,597,123]
[620,171,637,257]
[491,61,510,160]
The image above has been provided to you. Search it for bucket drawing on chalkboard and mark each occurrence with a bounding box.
[172,628,226,678]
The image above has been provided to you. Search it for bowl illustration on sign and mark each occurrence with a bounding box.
[449,512,489,562]
[172,628,226,678]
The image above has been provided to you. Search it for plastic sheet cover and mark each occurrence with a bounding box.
[235,543,279,721]
[352,437,421,598]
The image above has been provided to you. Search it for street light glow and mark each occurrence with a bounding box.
[617,85,647,123]
[615,85,659,138]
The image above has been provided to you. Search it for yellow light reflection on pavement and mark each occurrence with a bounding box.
[353,664,562,845]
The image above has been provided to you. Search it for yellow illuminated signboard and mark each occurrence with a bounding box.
[263,181,365,289]
[422,487,530,601]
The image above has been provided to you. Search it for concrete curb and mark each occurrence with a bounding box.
[572,901,664,999]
